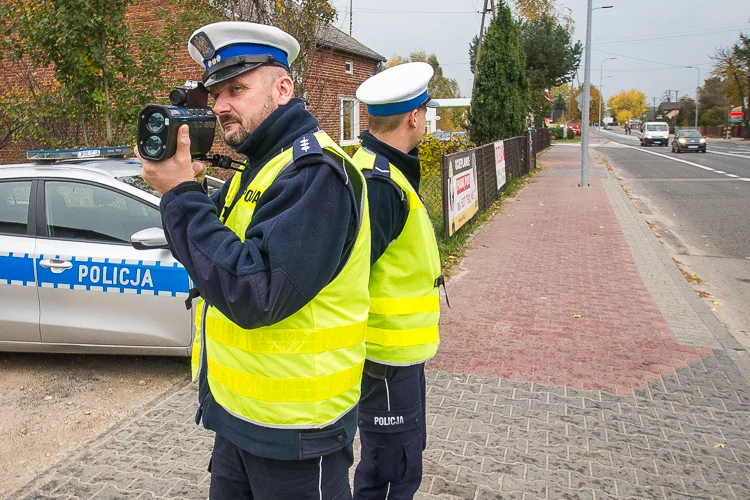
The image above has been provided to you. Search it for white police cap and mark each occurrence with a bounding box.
[356,62,438,116]
[188,22,301,88]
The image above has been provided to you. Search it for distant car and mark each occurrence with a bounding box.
[569,123,582,136]
[671,129,706,153]
[0,147,223,356]
[639,121,670,146]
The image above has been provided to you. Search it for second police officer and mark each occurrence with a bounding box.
[351,62,444,499]
[139,22,370,499]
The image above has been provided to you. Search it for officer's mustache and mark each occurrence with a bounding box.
[219,114,243,128]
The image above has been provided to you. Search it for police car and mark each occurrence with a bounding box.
[0,147,222,356]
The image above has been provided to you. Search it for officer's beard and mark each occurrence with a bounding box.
[220,96,277,148]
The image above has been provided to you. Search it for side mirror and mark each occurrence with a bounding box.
[131,227,169,250]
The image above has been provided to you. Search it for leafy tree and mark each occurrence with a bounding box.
[567,85,601,125]
[519,15,581,126]
[387,50,466,131]
[468,1,529,144]
[712,33,749,138]
[0,0,178,148]
[675,96,696,127]
[607,89,647,124]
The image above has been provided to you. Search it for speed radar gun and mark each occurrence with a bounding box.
[137,81,241,170]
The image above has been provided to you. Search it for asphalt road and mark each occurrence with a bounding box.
[593,128,750,350]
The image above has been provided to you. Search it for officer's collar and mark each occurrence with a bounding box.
[360,130,421,190]
[235,97,319,165]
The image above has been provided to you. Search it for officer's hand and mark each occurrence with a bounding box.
[137,125,204,196]
[193,160,208,186]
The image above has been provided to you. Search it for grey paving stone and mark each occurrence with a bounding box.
[615,480,665,500]
[429,476,477,499]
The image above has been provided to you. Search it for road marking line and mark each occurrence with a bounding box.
[740,178,750,181]
[725,173,740,178]
[707,150,750,159]
[713,170,726,174]
[618,143,715,171]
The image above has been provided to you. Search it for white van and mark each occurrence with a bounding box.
[639,122,670,146]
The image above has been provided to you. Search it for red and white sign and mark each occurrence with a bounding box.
[446,151,479,236]
[494,140,506,191]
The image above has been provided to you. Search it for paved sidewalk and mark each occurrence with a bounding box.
[12,142,750,499]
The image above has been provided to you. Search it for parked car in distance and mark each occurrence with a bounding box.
[569,123,582,136]
[639,121,670,146]
[671,129,707,153]
[0,147,224,356]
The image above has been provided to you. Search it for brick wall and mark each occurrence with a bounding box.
[305,49,378,145]
[0,1,381,163]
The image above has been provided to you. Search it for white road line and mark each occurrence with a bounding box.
[725,173,740,178]
[707,150,750,160]
[714,170,726,174]
[617,143,716,171]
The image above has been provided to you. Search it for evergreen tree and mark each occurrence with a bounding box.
[468,1,529,144]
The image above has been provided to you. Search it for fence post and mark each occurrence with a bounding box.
[441,153,449,239]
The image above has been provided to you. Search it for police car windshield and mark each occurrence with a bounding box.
[119,175,159,197]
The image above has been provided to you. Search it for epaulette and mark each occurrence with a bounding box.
[371,154,391,178]
[292,133,323,161]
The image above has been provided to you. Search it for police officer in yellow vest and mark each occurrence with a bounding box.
[139,22,370,499]
[350,62,443,499]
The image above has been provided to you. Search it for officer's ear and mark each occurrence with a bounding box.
[407,108,419,129]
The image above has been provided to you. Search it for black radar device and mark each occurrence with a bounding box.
[137,81,216,162]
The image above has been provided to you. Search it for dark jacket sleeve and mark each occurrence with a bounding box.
[159,157,357,329]
[366,176,408,265]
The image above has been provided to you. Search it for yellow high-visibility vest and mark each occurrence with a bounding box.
[191,131,371,428]
[352,147,441,365]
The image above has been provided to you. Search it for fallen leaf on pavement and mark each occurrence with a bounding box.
[712,301,721,306]
[714,443,725,449]
[573,314,583,318]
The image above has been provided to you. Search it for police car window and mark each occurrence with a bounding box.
[0,180,31,235]
[119,175,158,197]
[45,181,162,244]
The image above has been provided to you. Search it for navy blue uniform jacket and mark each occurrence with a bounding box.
[159,99,360,461]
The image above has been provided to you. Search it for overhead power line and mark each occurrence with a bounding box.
[593,24,748,46]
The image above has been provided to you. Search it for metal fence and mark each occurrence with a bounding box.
[435,128,550,239]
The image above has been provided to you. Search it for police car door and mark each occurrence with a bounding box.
[0,178,41,343]
[35,179,192,349]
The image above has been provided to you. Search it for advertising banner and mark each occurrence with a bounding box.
[494,140,506,191]
[446,151,479,236]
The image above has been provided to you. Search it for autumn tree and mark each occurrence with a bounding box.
[607,89,647,124]
[468,1,529,143]
[567,85,602,125]
[712,33,749,138]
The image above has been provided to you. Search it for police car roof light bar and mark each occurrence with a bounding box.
[27,146,134,162]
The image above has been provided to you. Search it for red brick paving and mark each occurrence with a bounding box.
[429,146,711,395]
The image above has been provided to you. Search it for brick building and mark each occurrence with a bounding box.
[0,4,384,163]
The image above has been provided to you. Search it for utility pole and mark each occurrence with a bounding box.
[474,0,490,76]
[580,4,613,188]
[349,0,353,36]
[653,97,656,120]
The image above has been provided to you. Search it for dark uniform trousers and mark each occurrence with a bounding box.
[353,361,427,500]
[209,434,354,500]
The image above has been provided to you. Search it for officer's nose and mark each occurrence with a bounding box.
[212,94,232,116]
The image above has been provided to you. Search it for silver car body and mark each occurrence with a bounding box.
[0,156,204,356]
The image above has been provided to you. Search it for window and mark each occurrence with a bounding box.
[0,181,31,235]
[44,181,162,244]
[345,60,353,74]
[340,97,360,146]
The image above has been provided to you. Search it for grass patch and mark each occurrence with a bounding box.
[436,170,536,275]
[552,136,582,143]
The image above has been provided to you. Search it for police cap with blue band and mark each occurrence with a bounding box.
[188,22,301,88]
[356,62,439,117]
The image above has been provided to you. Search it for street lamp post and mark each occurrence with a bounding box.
[686,66,700,128]
[599,58,616,131]
[581,3,613,188]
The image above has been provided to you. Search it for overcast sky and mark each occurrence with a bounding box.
[329,0,750,105]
